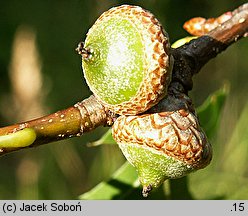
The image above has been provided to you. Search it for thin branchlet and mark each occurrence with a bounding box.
[0,96,112,156]
[171,3,248,93]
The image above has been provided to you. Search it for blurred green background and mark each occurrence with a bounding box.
[0,0,247,199]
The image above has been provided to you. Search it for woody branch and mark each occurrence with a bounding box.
[0,3,247,156]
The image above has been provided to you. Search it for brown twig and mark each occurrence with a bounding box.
[0,96,110,155]
[0,3,247,156]
[171,3,248,92]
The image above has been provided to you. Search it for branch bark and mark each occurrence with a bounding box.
[0,96,110,155]
[0,3,247,156]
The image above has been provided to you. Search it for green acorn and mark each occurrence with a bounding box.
[77,5,173,115]
[112,107,212,197]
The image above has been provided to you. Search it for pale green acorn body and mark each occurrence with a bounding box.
[80,5,173,115]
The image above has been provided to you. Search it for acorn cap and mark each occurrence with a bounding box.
[81,5,173,115]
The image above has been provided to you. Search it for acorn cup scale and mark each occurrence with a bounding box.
[78,5,173,115]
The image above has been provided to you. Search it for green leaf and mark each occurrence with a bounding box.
[79,162,139,200]
[188,84,248,200]
[197,83,229,139]
[88,129,116,147]
[221,100,248,176]
[189,170,248,199]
